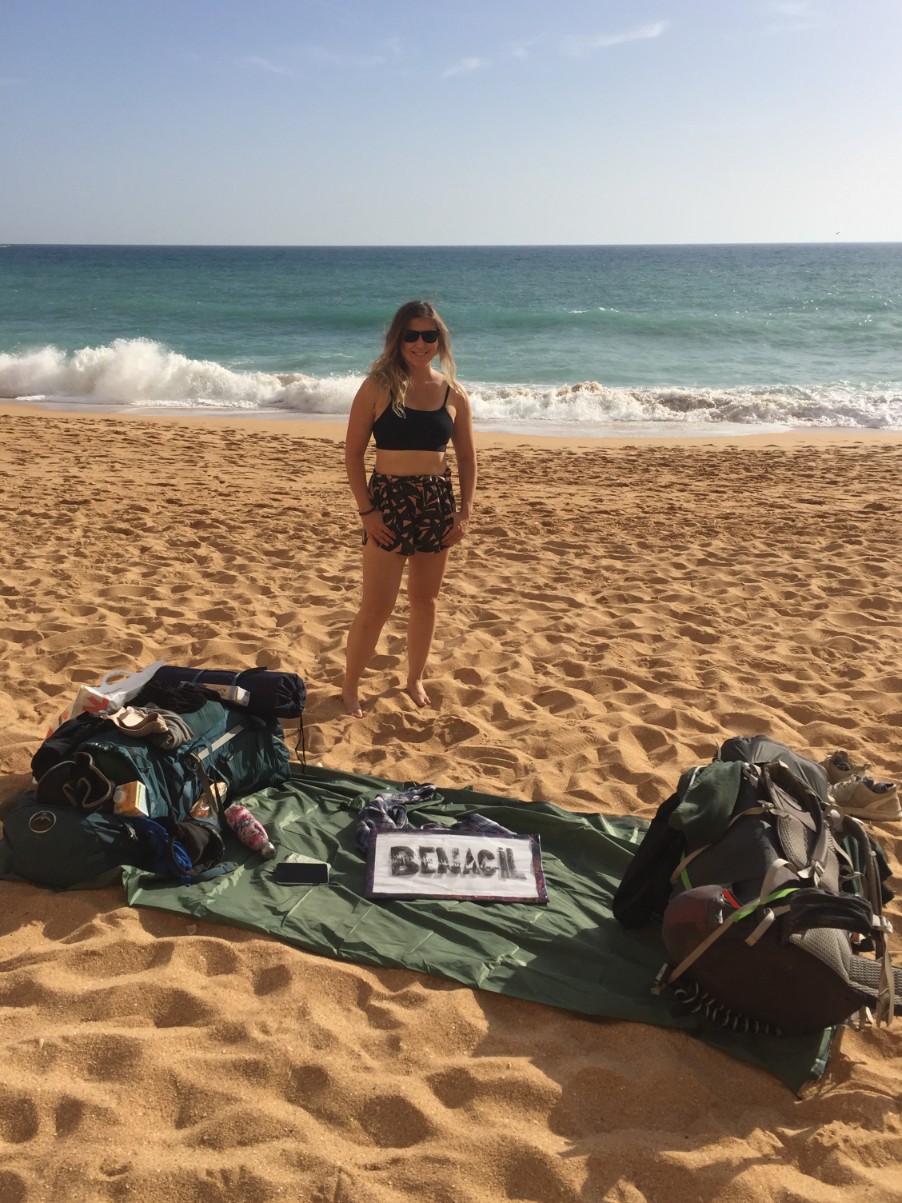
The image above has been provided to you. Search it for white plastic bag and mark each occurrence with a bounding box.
[48,659,168,733]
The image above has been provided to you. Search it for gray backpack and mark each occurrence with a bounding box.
[614,735,901,1036]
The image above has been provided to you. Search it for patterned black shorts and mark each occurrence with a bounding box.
[364,471,455,555]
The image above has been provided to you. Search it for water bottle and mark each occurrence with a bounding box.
[224,803,276,858]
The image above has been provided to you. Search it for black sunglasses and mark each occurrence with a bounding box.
[402,329,439,344]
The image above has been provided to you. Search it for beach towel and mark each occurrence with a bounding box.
[122,765,833,1093]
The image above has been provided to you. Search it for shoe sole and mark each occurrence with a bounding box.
[836,802,902,822]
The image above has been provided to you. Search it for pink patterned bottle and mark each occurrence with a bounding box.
[224,803,276,858]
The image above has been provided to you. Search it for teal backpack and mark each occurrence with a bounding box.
[0,699,290,889]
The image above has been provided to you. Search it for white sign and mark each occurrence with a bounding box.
[366,831,547,904]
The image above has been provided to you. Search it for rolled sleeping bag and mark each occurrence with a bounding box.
[148,666,306,719]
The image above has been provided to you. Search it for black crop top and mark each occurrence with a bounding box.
[372,385,455,452]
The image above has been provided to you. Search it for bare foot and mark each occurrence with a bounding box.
[341,688,364,718]
[405,679,431,708]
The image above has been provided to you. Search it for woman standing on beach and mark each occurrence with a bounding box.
[341,301,476,717]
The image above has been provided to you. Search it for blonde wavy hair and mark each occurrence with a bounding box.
[369,300,459,417]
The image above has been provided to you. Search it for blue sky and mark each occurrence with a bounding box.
[2,0,900,245]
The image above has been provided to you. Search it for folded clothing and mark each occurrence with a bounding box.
[108,706,196,750]
[355,786,517,853]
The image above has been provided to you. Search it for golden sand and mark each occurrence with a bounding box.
[1,404,901,1202]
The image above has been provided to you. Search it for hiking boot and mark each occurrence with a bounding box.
[821,749,870,785]
[829,775,901,822]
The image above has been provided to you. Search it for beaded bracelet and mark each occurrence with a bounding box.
[359,506,377,516]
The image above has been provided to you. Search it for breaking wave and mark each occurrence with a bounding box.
[2,338,901,431]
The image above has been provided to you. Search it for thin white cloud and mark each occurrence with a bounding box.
[764,0,823,31]
[560,21,669,57]
[245,56,292,76]
[302,41,402,69]
[442,56,487,79]
[770,1,815,14]
[508,35,545,61]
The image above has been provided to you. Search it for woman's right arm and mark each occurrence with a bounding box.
[344,378,380,511]
[344,378,393,546]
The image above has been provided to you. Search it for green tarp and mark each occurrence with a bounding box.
[123,765,832,1092]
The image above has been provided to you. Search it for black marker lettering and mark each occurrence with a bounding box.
[389,846,418,876]
[435,847,461,875]
[502,847,527,879]
[477,849,497,876]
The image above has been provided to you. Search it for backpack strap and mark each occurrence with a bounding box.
[655,869,802,993]
[761,762,833,886]
[879,947,897,1025]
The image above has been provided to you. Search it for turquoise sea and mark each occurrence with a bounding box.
[1,243,901,435]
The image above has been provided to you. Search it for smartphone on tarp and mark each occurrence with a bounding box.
[273,857,330,885]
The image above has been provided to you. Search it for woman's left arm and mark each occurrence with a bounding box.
[445,389,477,546]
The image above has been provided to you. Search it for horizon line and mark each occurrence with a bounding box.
[2,239,900,250]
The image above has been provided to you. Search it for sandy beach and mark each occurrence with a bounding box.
[1,402,901,1202]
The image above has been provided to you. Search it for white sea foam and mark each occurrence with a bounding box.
[0,338,296,409]
[466,380,902,430]
[2,339,901,432]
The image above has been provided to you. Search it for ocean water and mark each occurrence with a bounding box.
[1,243,901,436]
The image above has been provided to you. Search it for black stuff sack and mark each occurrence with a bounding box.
[141,666,307,761]
[613,735,902,1036]
[143,666,306,719]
